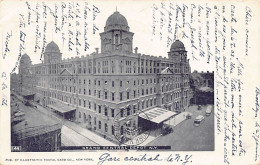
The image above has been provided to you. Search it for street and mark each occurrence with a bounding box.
[147,105,214,151]
[11,95,100,147]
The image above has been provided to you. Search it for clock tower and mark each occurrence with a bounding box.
[100,11,134,54]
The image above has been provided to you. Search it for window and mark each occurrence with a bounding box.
[133,90,136,98]
[112,93,115,101]
[120,109,124,117]
[89,80,91,85]
[94,117,96,125]
[79,112,81,118]
[111,109,114,117]
[112,126,114,135]
[89,89,91,95]
[134,80,136,85]
[142,89,144,95]
[120,81,122,87]
[146,89,148,95]
[79,99,81,106]
[89,101,91,109]
[105,107,108,116]
[127,92,130,99]
[127,108,130,116]
[98,91,101,98]
[121,126,124,135]
[99,121,101,129]
[105,123,108,132]
[120,92,123,101]
[99,105,101,113]
[133,105,136,114]
[104,91,108,99]
[98,80,100,86]
[84,100,86,107]
[112,81,114,87]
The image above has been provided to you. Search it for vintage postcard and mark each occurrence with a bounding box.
[0,0,259,165]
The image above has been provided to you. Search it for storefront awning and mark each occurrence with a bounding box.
[47,103,76,114]
[139,108,177,124]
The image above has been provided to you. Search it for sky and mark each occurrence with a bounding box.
[0,1,214,73]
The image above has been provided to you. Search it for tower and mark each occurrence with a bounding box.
[43,41,62,64]
[168,39,187,62]
[100,11,134,53]
[19,54,32,74]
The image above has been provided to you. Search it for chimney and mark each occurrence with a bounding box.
[95,48,99,54]
[134,47,138,54]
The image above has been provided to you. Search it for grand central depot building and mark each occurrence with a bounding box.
[15,11,192,142]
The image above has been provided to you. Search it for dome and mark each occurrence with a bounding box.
[106,11,128,27]
[20,54,31,63]
[170,40,185,51]
[45,41,60,53]
[21,54,30,60]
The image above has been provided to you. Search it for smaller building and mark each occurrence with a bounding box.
[11,97,62,152]
[190,71,214,105]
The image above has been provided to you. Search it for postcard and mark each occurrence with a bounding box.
[0,0,259,165]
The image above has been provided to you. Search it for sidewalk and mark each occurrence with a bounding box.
[35,103,115,146]
[63,120,115,146]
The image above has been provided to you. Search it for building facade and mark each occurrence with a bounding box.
[12,11,192,142]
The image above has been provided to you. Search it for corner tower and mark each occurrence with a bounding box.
[19,54,32,74]
[168,40,187,62]
[44,41,62,64]
[100,11,134,54]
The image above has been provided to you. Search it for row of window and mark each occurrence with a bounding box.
[77,114,129,136]
[34,64,189,75]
